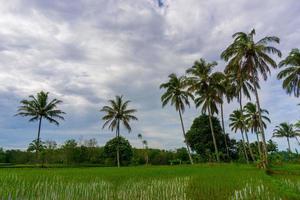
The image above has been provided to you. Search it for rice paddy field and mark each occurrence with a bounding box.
[0,164,299,200]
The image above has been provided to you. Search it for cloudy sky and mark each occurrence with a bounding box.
[0,0,299,151]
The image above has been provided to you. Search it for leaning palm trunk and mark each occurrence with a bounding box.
[36,117,42,162]
[251,71,268,167]
[245,132,255,161]
[238,95,255,161]
[116,120,120,168]
[220,102,230,159]
[178,109,194,164]
[256,132,262,159]
[208,107,220,162]
[241,131,249,163]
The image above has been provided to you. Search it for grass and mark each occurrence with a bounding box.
[0,164,299,200]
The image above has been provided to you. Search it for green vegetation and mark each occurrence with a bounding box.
[0,164,299,200]
[186,115,233,162]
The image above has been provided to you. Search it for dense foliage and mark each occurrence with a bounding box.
[103,136,133,166]
[186,114,236,161]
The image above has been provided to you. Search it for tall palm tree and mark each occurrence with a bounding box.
[16,91,65,160]
[229,110,249,163]
[273,122,298,152]
[101,95,138,167]
[244,102,270,159]
[186,59,223,162]
[160,73,194,164]
[277,49,300,97]
[221,29,281,166]
[216,73,231,158]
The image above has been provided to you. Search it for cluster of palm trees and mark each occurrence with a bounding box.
[229,102,270,163]
[15,29,299,168]
[160,29,300,167]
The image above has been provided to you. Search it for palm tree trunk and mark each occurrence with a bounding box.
[178,109,194,164]
[208,107,220,162]
[145,148,149,165]
[241,130,249,164]
[220,102,230,159]
[116,120,120,168]
[245,132,255,161]
[256,132,262,159]
[251,71,268,167]
[36,116,42,162]
[287,137,291,153]
[238,93,255,161]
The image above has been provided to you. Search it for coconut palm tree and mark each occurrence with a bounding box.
[101,95,138,167]
[160,73,194,164]
[226,71,256,161]
[186,59,223,162]
[277,49,300,97]
[137,133,149,164]
[221,29,281,166]
[229,110,249,163]
[216,73,231,158]
[244,102,270,159]
[273,122,298,153]
[16,91,65,160]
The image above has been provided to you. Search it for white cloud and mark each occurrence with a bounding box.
[0,0,299,151]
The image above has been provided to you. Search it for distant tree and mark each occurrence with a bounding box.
[62,139,78,164]
[104,136,133,166]
[101,95,137,167]
[27,139,46,153]
[44,140,57,164]
[186,114,233,161]
[5,150,31,164]
[277,48,300,97]
[0,148,6,163]
[267,140,278,153]
[175,147,189,163]
[273,122,298,152]
[84,138,98,147]
[16,91,65,160]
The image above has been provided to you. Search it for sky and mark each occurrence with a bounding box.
[0,0,299,151]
